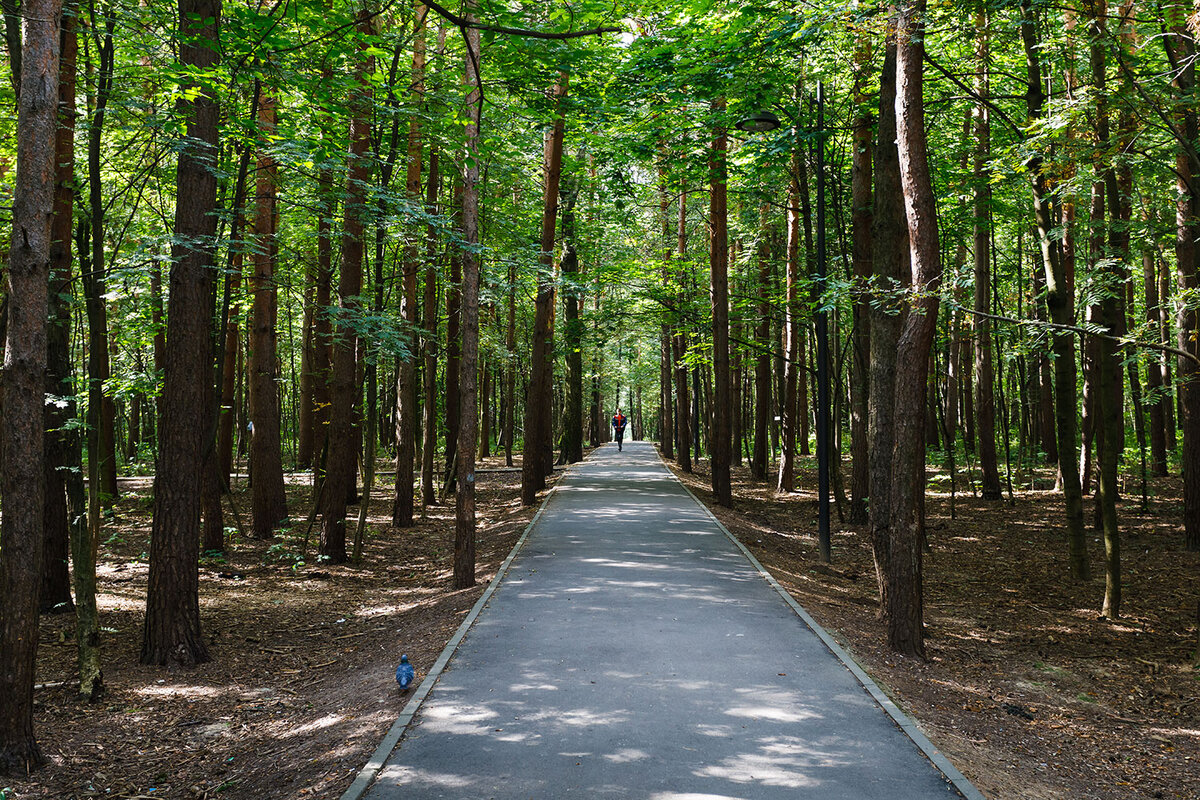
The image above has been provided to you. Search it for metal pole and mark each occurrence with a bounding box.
[816,80,831,563]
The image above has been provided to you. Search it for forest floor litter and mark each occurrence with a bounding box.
[9,447,1200,799]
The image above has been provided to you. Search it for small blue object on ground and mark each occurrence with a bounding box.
[395,654,414,690]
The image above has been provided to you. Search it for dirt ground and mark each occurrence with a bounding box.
[8,454,551,800]
[666,453,1200,800]
[8,446,1200,799]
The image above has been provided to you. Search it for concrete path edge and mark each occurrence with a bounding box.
[338,468,569,800]
[665,453,987,800]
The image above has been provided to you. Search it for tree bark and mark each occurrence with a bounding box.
[141,0,218,668]
[849,41,873,520]
[888,0,939,658]
[249,88,288,538]
[710,98,732,507]
[778,161,801,493]
[422,148,441,500]
[674,186,692,472]
[561,178,583,464]
[1021,0,1089,580]
[752,205,771,481]
[455,2,482,589]
[319,8,373,565]
[521,72,567,504]
[0,0,60,772]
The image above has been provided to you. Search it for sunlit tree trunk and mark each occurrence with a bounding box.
[778,162,801,492]
[674,186,692,472]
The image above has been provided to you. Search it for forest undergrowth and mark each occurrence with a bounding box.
[670,452,1200,800]
[8,460,550,799]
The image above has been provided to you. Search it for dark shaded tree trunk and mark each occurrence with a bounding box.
[319,8,372,565]
[778,162,801,492]
[973,5,1001,501]
[249,89,288,538]
[422,148,441,500]
[752,206,771,481]
[658,160,674,460]
[393,11,426,527]
[141,0,218,669]
[1021,0,1089,580]
[848,44,873,521]
[888,0,938,658]
[522,72,567,504]
[710,98,732,507]
[561,178,583,464]
[1145,243,1168,476]
[869,35,905,618]
[674,186,692,472]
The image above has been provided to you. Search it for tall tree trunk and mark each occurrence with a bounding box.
[454,2,482,589]
[888,0,939,658]
[141,0,218,668]
[1021,0,1089,580]
[503,223,516,466]
[521,72,567,504]
[0,0,60,771]
[218,228,243,486]
[869,34,906,618]
[422,148,441,500]
[710,98,732,506]
[674,186,692,472]
[249,88,288,538]
[1164,1,1200,551]
[393,7,426,527]
[752,205,771,480]
[658,160,674,460]
[444,181,462,488]
[41,14,76,615]
[973,4,1001,501]
[849,41,873,520]
[778,160,801,492]
[1145,240,1168,476]
[83,11,118,510]
[561,178,583,464]
[319,8,372,565]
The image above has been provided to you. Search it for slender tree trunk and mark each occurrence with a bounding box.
[562,178,583,463]
[658,160,674,460]
[454,3,482,589]
[710,98,732,506]
[392,6,426,526]
[422,148,441,501]
[869,34,906,617]
[973,5,1001,501]
[41,14,77,615]
[319,8,372,564]
[522,72,567,504]
[141,0,218,668]
[503,232,516,466]
[1164,2,1200,551]
[888,0,939,658]
[752,206,771,480]
[1021,0,1089,580]
[249,88,288,538]
[444,182,462,488]
[849,43,873,521]
[778,161,801,492]
[674,186,692,472]
[1145,241,1168,476]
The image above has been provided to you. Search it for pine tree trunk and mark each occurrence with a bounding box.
[658,161,674,460]
[454,3,482,589]
[444,182,462,489]
[710,98,732,506]
[888,0,938,658]
[778,163,801,492]
[319,8,372,564]
[869,35,905,618]
[422,151,441,498]
[249,89,288,538]
[141,0,217,668]
[753,205,771,481]
[562,180,583,464]
[674,187,692,472]
[521,73,567,504]
[848,47,873,521]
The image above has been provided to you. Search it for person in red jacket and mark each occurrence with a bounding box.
[611,409,628,451]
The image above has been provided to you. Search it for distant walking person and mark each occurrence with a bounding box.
[611,408,628,451]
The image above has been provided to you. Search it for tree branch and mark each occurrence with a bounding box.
[424,0,621,40]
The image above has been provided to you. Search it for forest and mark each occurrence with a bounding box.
[1,0,1199,796]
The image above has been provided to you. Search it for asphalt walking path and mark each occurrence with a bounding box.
[357,441,977,799]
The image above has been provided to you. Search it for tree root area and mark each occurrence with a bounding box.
[11,456,551,799]
[670,455,1200,800]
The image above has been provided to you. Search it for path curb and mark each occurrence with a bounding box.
[338,462,573,800]
[664,452,987,800]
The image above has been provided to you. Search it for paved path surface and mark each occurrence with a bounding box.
[362,441,967,799]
